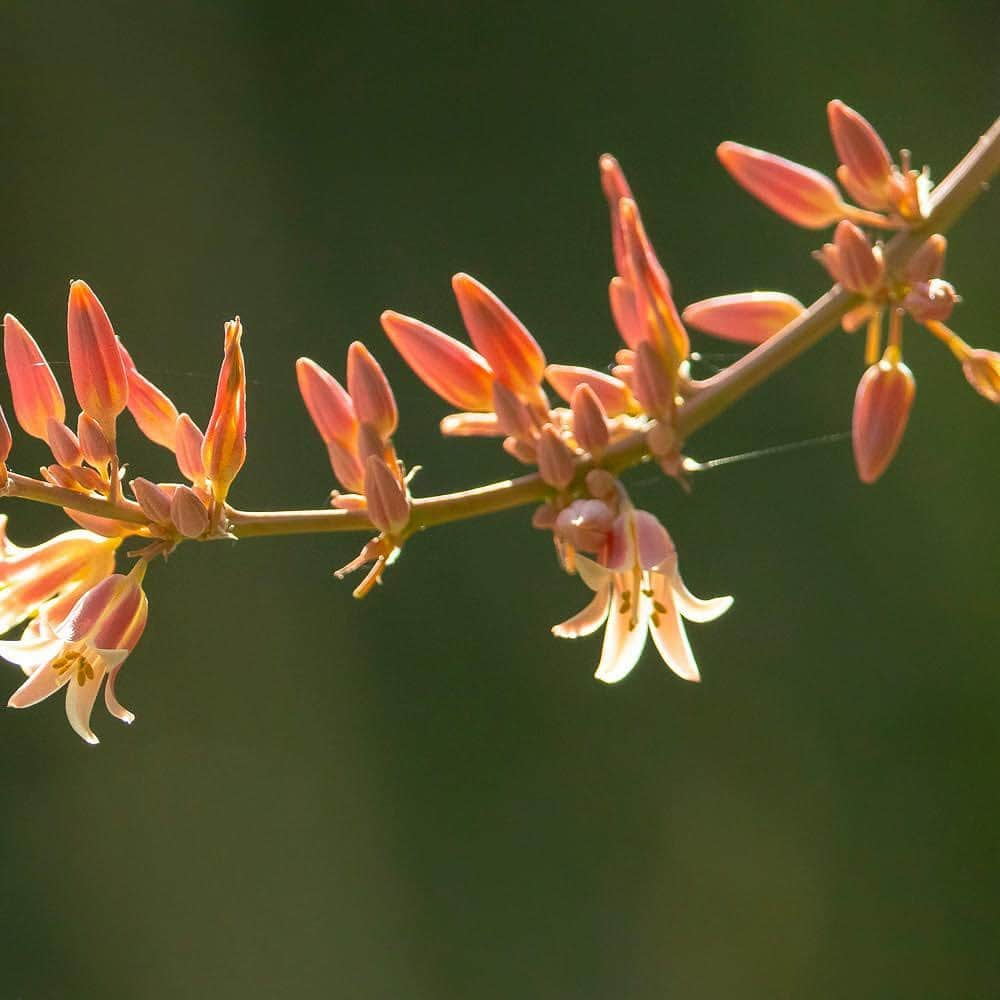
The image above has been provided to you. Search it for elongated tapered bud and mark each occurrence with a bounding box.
[536,424,576,490]
[170,484,210,538]
[491,381,535,440]
[571,384,609,457]
[620,200,688,366]
[66,280,128,431]
[77,413,113,467]
[118,342,180,450]
[817,220,885,295]
[130,477,173,524]
[327,440,366,493]
[545,365,631,416]
[0,402,11,487]
[175,413,206,484]
[632,341,676,420]
[46,419,83,468]
[452,273,546,400]
[682,292,805,345]
[608,276,643,349]
[904,235,947,283]
[380,310,495,411]
[852,348,915,484]
[363,456,410,536]
[598,153,636,276]
[4,313,66,441]
[296,357,358,449]
[202,318,247,503]
[346,342,397,440]
[717,141,845,228]
[961,349,1000,404]
[827,100,893,211]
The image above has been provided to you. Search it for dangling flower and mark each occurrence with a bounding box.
[3,561,149,744]
[552,507,732,683]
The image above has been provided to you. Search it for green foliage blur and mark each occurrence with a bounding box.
[1,2,996,996]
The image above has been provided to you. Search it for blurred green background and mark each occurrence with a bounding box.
[1,2,997,997]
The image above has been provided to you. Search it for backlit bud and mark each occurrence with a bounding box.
[682,292,805,345]
[439,412,503,438]
[827,100,893,210]
[202,317,247,504]
[452,273,546,400]
[66,280,128,431]
[571,385,609,457]
[77,413,113,468]
[363,456,410,537]
[356,422,390,466]
[130,478,173,525]
[819,220,884,295]
[598,153,636,276]
[347,342,398,440]
[608,276,643,349]
[327,440,366,494]
[0,403,10,487]
[961,349,1000,404]
[902,279,958,324]
[4,313,66,441]
[381,310,495,411]
[545,365,631,416]
[46,419,84,468]
[632,341,675,420]
[503,436,537,464]
[852,348,915,484]
[296,357,358,449]
[555,498,615,553]
[170,484,210,538]
[904,235,947,283]
[118,343,179,450]
[175,414,206,484]
[717,141,845,228]
[491,381,535,440]
[536,424,576,490]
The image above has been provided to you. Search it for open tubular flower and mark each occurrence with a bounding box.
[3,561,148,744]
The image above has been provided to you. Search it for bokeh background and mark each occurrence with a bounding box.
[1,3,997,997]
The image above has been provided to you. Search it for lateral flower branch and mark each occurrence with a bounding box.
[2,101,997,742]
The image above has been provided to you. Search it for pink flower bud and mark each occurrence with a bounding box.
[355,422,389,466]
[77,413,113,468]
[961,349,1000,404]
[903,234,947,283]
[118,343,179,450]
[296,357,358,449]
[175,413,206,484]
[346,342,398,440]
[608,276,643,350]
[571,384,609,457]
[682,292,805,345]
[66,281,128,431]
[327,440,366,494]
[170,484,210,538]
[491,381,535,440]
[363,456,410,536]
[598,153,636,276]
[536,424,576,490]
[555,498,615,553]
[502,436,537,464]
[202,317,247,504]
[452,273,546,401]
[632,341,675,420]
[545,364,631,416]
[3,313,66,441]
[717,141,845,228]
[46,419,84,468]
[827,100,893,210]
[852,349,915,484]
[902,279,958,324]
[0,403,10,485]
[819,220,884,295]
[380,310,495,411]
[130,478,173,524]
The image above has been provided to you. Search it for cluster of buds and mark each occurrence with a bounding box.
[1,283,247,740]
[716,101,999,481]
[297,343,411,596]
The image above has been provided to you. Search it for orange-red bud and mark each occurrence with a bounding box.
[570,384,609,458]
[632,341,676,420]
[118,342,180,450]
[130,478,173,524]
[817,220,884,295]
[3,313,66,441]
[66,280,128,431]
[536,424,576,490]
[682,292,805,345]
[77,413,113,468]
[296,357,357,449]
[327,440,366,494]
[0,402,10,486]
[904,235,947,284]
[202,317,247,504]
[827,100,893,211]
[346,342,397,440]
[717,141,845,228]
[491,381,535,441]
[175,413,206,484]
[170,484,210,538]
[380,310,495,412]
[363,456,410,536]
[452,273,546,400]
[608,276,643,350]
[852,349,915,484]
[46,419,83,469]
[598,153,636,276]
[545,364,631,416]
[961,349,1000,404]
